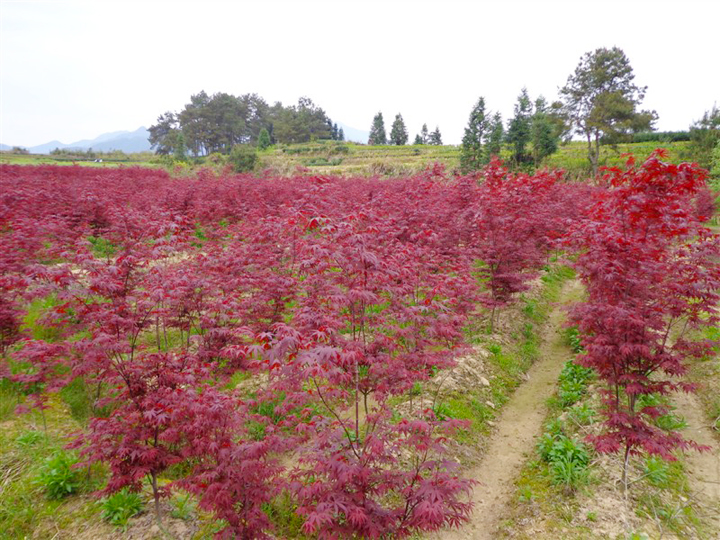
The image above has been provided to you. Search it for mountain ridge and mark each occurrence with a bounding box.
[3,122,370,155]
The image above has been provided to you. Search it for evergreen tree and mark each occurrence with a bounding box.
[486,112,504,160]
[338,127,345,142]
[420,123,430,144]
[173,131,187,161]
[368,112,387,145]
[413,134,423,145]
[460,97,489,173]
[530,96,560,166]
[505,88,533,165]
[332,123,339,141]
[429,126,443,145]
[390,113,409,145]
[257,127,272,150]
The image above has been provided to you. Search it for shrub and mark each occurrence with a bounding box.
[101,488,144,526]
[170,491,197,520]
[557,361,594,408]
[229,144,258,173]
[37,451,83,499]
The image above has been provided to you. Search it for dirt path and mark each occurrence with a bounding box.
[430,279,584,540]
[673,390,720,533]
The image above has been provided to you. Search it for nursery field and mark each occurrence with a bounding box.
[0,154,718,539]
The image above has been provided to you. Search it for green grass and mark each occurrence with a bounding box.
[3,140,695,179]
[0,402,106,538]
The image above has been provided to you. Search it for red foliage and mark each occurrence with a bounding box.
[0,161,593,536]
[567,153,720,466]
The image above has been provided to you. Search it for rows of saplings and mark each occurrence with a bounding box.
[0,152,718,538]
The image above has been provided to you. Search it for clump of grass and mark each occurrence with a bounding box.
[557,360,594,408]
[537,428,591,493]
[100,488,144,527]
[36,450,83,500]
[170,490,196,520]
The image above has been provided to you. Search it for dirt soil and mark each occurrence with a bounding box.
[673,390,720,534]
[429,279,584,539]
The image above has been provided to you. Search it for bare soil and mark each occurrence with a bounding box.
[673,390,720,534]
[429,279,583,539]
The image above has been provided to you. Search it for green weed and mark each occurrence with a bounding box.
[100,488,144,527]
[36,450,83,500]
[170,490,197,520]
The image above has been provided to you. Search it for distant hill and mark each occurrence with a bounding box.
[337,122,369,144]
[24,127,152,154]
[5,123,366,155]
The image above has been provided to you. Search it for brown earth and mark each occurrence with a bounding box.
[429,279,584,539]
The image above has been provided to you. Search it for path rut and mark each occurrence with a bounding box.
[674,390,720,533]
[431,279,583,540]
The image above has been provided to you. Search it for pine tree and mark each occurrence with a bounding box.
[460,97,489,173]
[530,96,560,166]
[257,128,271,150]
[486,112,504,161]
[390,114,408,145]
[413,134,423,145]
[332,123,339,141]
[368,112,387,145]
[420,124,430,144]
[506,88,533,165]
[430,126,443,146]
[338,128,345,142]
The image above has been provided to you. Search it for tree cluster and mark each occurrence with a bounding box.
[459,98,505,173]
[148,92,340,157]
[414,123,443,146]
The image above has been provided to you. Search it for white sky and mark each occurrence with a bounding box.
[1,0,718,147]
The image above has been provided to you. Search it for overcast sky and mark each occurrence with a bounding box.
[1,0,718,147]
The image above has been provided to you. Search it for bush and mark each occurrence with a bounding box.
[537,430,591,491]
[37,450,83,499]
[229,144,258,173]
[170,491,197,520]
[101,488,144,526]
[558,360,594,408]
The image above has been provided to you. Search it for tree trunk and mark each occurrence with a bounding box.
[586,132,599,176]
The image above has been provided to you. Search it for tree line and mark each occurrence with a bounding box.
[367,113,443,146]
[149,47,718,174]
[148,92,344,158]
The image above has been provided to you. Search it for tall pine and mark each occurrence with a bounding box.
[486,112,504,161]
[460,97,489,173]
[430,126,443,145]
[368,112,387,145]
[420,123,430,144]
[505,88,533,165]
[390,114,408,145]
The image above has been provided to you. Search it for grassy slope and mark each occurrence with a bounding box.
[1,140,695,177]
[258,140,694,178]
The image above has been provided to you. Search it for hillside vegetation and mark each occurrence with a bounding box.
[0,140,697,179]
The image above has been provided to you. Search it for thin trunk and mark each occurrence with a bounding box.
[151,472,162,522]
[622,444,631,495]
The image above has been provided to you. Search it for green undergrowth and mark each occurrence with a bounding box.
[502,324,714,539]
[499,322,600,537]
[0,395,108,538]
